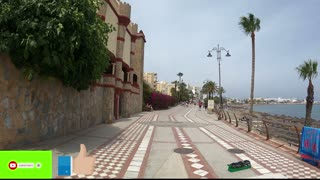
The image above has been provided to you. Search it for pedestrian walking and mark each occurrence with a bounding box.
[198,101,202,110]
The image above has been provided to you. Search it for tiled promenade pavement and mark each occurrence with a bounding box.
[51,106,320,178]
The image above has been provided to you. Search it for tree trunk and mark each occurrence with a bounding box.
[305,79,314,126]
[249,32,256,115]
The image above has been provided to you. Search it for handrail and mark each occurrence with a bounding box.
[247,117,252,132]
[294,125,302,154]
[260,119,303,152]
[262,120,270,140]
[227,111,231,123]
[227,110,305,152]
[223,111,227,121]
[233,113,238,127]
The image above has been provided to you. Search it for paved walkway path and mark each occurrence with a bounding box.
[27,106,320,178]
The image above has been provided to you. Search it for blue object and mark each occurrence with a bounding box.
[58,156,72,176]
[302,158,318,166]
[299,126,320,166]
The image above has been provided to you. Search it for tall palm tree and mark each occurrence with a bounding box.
[208,81,218,99]
[202,83,208,98]
[202,81,218,99]
[296,60,318,126]
[239,13,261,115]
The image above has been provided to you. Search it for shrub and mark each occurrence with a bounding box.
[0,0,114,91]
[143,81,153,106]
[150,92,176,110]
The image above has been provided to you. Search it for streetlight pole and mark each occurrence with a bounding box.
[177,72,183,102]
[207,44,231,119]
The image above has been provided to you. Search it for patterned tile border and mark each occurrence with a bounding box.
[195,109,300,156]
[170,115,217,178]
[137,125,156,178]
[187,108,320,178]
[124,114,158,178]
[56,113,155,179]
[123,126,154,178]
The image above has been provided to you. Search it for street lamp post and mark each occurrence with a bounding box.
[177,72,183,102]
[207,44,231,119]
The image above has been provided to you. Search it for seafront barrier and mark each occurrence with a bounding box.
[217,104,320,151]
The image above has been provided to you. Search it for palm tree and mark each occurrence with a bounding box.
[217,87,226,105]
[239,13,261,115]
[202,81,218,99]
[296,60,318,126]
[217,87,226,95]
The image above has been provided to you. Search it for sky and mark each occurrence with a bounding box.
[124,0,320,100]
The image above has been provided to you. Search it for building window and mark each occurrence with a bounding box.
[133,74,138,83]
[133,74,138,87]
[122,67,128,82]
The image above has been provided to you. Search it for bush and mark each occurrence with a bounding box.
[0,0,114,91]
[150,92,176,110]
[143,81,153,106]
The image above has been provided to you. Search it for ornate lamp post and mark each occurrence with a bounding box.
[207,44,231,119]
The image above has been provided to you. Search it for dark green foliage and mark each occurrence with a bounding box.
[177,82,192,102]
[202,81,218,99]
[0,0,114,90]
[143,81,153,105]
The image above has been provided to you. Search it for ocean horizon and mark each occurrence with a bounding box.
[253,104,320,121]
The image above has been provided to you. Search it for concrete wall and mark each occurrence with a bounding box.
[123,31,131,66]
[0,0,146,149]
[105,4,118,55]
[0,57,109,149]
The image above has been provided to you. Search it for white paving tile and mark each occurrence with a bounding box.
[133,157,144,161]
[108,174,117,178]
[99,173,107,177]
[193,169,209,177]
[186,154,198,158]
[191,163,204,169]
[188,158,200,163]
[130,161,143,166]
[256,168,271,174]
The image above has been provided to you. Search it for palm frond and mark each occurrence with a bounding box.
[249,13,255,23]
[239,13,261,35]
[296,60,318,81]
[239,16,251,35]
[255,18,261,32]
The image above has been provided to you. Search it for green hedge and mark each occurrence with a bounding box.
[0,0,115,90]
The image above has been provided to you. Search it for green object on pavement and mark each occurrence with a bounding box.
[228,164,251,172]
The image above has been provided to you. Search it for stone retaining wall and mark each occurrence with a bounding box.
[0,56,112,149]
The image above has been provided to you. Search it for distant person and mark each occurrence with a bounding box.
[198,101,202,110]
[146,103,153,111]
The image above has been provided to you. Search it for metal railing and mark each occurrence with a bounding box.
[219,110,320,153]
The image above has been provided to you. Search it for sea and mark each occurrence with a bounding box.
[253,104,320,121]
